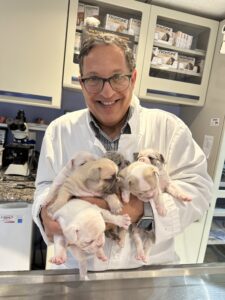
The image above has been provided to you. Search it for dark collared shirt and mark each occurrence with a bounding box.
[89,107,133,151]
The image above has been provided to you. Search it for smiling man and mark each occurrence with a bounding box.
[33,34,213,270]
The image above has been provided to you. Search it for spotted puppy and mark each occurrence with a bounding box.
[137,148,192,212]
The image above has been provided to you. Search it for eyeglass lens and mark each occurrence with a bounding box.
[84,75,131,93]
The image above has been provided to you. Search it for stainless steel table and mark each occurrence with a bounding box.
[1,263,225,299]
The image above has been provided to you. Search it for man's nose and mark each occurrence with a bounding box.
[100,80,115,97]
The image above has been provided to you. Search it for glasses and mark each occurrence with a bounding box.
[80,73,132,94]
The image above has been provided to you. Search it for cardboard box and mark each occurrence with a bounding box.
[76,3,85,27]
[84,4,99,20]
[105,14,128,33]
[128,18,141,41]
[178,55,196,71]
[151,48,178,69]
[154,24,173,45]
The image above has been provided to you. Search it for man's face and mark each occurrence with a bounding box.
[80,44,136,134]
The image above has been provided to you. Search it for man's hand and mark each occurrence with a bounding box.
[82,194,144,229]
[40,206,63,241]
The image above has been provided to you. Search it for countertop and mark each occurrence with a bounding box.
[0,171,35,203]
[0,263,225,299]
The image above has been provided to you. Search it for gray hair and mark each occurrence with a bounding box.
[78,34,136,76]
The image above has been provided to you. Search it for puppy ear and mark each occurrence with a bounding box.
[118,166,128,180]
[63,225,79,244]
[128,175,138,190]
[143,166,159,188]
[89,166,101,181]
[133,152,138,161]
[85,166,101,188]
[158,153,165,164]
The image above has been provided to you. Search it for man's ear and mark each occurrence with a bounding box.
[63,225,79,244]
[130,69,137,87]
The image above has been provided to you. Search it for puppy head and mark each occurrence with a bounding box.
[126,164,159,201]
[71,151,97,168]
[63,209,105,253]
[138,148,165,169]
[84,158,118,194]
[104,151,130,171]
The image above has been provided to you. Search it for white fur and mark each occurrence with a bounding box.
[50,199,131,279]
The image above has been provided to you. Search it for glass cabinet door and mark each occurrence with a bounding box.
[139,5,218,106]
[63,0,150,95]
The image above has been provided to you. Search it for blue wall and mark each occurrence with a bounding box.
[0,89,180,150]
[0,89,180,124]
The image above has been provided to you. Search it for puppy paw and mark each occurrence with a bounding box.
[105,194,123,214]
[135,252,147,263]
[110,203,123,214]
[97,253,108,262]
[178,193,192,202]
[156,204,167,217]
[49,255,67,265]
[115,214,131,229]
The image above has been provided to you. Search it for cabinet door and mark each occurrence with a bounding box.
[199,121,225,262]
[139,5,218,106]
[0,0,68,108]
[63,0,150,95]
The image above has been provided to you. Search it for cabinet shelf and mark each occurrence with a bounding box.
[150,64,202,77]
[153,41,206,57]
[214,208,225,217]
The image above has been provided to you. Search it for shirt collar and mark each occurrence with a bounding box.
[88,106,133,141]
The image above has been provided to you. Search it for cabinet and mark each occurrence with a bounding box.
[63,0,150,95]
[0,0,68,108]
[180,19,225,263]
[139,5,218,106]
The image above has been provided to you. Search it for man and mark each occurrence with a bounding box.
[32,34,213,270]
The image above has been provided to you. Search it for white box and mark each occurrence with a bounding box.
[154,24,173,45]
[0,202,33,271]
[151,48,178,69]
[105,14,128,33]
[128,18,141,41]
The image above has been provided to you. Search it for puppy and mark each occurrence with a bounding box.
[118,161,162,213]
[137,148,192,207]
[43,151,97,209]
[50,199,131,279]
[103,151,130,171]
[47,157,123,215]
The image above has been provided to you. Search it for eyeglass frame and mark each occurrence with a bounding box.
[80,73,133,94]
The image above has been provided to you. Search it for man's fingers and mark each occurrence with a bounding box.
[41,206,63,236]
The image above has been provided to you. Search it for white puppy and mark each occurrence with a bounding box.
[51,199,131,279]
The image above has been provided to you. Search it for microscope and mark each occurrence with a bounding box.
[3,110,35,177]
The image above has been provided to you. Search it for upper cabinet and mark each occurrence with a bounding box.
[63,0,150,95]
[0,0,68,108]
[139,6,219,106]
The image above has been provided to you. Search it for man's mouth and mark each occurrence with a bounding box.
[98,100,118,106]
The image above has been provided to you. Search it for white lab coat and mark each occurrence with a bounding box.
[32,95,213,270]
